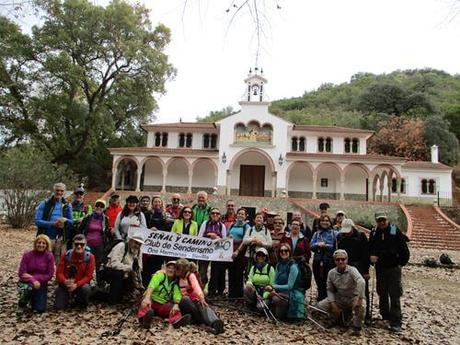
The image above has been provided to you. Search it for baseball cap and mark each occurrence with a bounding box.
[340,219,354,233]
[375,211,388,220]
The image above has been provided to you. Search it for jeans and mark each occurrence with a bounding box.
[54,284,91,309]
[228,255,247,298]
[89,244,104,285]
[209,262,226,296]
[31,288,48,313]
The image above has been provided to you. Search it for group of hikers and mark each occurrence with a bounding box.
[17,182,410,336]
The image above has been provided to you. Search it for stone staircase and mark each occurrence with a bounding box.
[406,205,460,250]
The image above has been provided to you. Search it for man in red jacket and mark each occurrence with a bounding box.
[105,194,122,232]
[54,234,95,309]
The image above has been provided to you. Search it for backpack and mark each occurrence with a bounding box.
[187,271,204,290]
[100,239,128,271]
[291,259,312,290]
[440,253,454,265]
[423,258,437,268]
[157,272,178,301]
[65,247,91,264]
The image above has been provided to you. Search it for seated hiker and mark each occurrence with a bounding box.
[265,243,305,321]
[244,247,276,312]
[54,234,95,310]
[17,234,55,313]
[317,249,366,336]
[102,234,144,304]
[175,258,225,334]
[138,261,191,329]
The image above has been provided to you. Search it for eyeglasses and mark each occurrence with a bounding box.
[211,212,220,215]
[227,205,235,207]
[74,242,86,248]
[279,249,289,253]
[95,204,104,208]
[183,210,192,214]
[377,218,387,222]
[335,258,346,262]
[172,198,180,202]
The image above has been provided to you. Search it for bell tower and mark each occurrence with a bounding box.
[244,67,268,102]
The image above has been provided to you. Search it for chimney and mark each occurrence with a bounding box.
[431,145,439,164]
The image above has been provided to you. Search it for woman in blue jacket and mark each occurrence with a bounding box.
[310,214,338,301]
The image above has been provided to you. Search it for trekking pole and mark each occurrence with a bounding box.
[255,288,278,323]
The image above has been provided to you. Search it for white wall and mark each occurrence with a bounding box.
[143,159,163,185]
[192,160,216,188]
[316,164,340,193]
[287,164,313,192]
[166,159,189,186]
[403,169,452,198]
[343,166,367,194]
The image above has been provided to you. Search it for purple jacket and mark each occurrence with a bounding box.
[18,250,55,286]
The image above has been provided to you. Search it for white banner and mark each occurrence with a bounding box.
[137,227,234,262]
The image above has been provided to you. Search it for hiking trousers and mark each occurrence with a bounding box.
[318,296,365,328]
[376,265,402,326]
[54,284,91,310]
[179,296,220,326]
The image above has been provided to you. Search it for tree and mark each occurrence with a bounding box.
[368,116,429,161]
[0,0,174,185]
[358,83,435,116]
[443,105,460,140]
[424,116,459,166]
[0,146,77,228]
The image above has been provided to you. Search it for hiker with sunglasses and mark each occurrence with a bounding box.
[54,234,95,310]
[198,208,227,297]
[265,243,305,321]
[243,247,275,312]
[165,193,183,230]
[79,199,110,285]
[171,206,198,236]
[317,249,365,336]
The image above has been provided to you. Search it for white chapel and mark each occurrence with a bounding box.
[109,68,453,205]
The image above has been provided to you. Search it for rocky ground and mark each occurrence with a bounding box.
[0,226,459,345]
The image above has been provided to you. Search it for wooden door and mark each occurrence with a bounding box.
[239,165,265,196]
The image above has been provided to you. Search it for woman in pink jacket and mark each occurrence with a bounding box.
[176,258,224,334]
[18,234,55,313]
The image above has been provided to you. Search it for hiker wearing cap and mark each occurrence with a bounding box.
[312,203,331,234]
[244,247,276,312]
[175,259,225,334]
[265,243,305,320]
[17,235,55,313]
[310,214,338,301]
[337,219,370,278]
[35,182,74,264]
[228,208,251,298]
[192,191,211,228]
[139,261,191,329]
[102,234,144,304]
[113,195,146,241]
[284,211,312,241]
[105,194,122,232]
[55,234,95,310]
[369,212,410,333]
[71,185,92,226]
[79,199,110,284]
[198,207,227,297]
[333,210,346,231]
[318,249,366,336]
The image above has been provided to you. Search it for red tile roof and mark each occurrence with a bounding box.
[403,161,452,170]
[292,125,374,135]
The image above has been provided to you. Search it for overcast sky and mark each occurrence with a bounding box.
[144,0,460,123]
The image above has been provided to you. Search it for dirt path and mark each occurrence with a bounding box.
[0,227,459,344]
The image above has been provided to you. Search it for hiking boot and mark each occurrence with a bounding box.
[172,314,191,329]
[389,324,401,333]
[211,319,224,334]
[352,327,362,336]
[142,310,155,329]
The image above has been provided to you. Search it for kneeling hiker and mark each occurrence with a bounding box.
[265,244,306,321]
[318,250,365,336]
[55,234,95,310]
[244,248,275,312]
[102,235,144,304]
[139,261,191,329]
[175,259,224,334]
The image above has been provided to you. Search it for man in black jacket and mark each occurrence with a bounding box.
[369,212,410,333]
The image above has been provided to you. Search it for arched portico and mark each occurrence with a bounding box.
[228,148,276,196]
[191,158,218,194]
[286,162,315,198]
[113,157,138,191]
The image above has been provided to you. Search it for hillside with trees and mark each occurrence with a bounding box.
[200,69,460,166]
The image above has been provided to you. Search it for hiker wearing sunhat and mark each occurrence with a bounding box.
[113,195,146,241]
[333,210,346,231]
[369,211,410,333]
[79,199,110,284]
[102,234,144,304]
[243,247,276,312]
[139,260,191,329]
[337,219,370,278]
